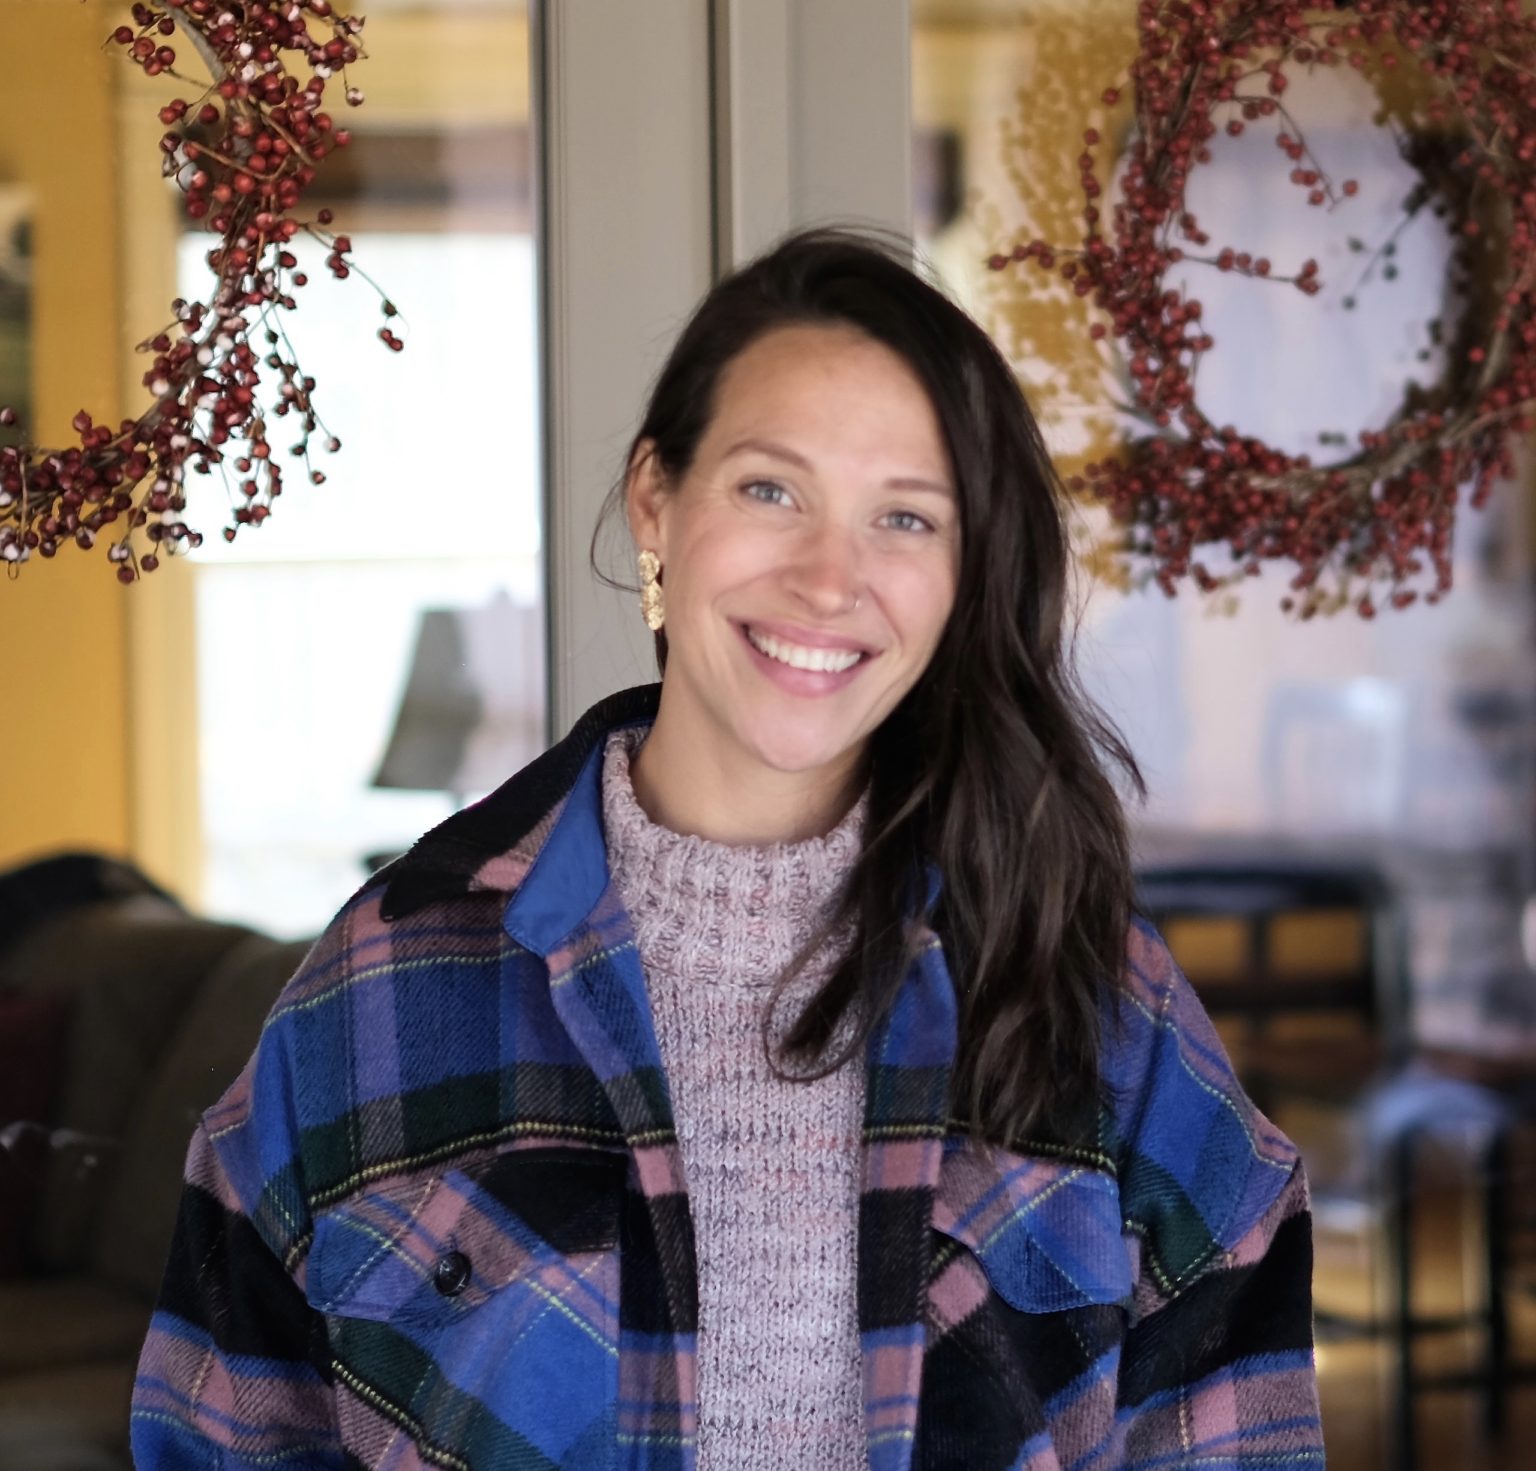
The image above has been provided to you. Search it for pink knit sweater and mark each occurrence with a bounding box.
[600,725,870,1469]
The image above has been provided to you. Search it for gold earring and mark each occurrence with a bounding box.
[637,549,665,631]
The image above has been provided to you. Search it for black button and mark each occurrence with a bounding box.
[433,1250,472,1297]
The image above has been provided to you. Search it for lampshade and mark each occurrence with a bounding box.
[372,592,547,796]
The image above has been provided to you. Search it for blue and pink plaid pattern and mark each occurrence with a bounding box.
[132,683,1323,1470]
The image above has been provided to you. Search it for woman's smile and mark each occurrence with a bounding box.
[736,620,876,695]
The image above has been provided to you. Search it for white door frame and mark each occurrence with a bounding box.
[538,0,911,735]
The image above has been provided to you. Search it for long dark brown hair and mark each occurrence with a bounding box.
[590,226,1142,1146]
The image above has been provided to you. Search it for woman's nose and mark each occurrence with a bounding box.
[784,522,863,616]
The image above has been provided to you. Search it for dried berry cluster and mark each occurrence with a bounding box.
[0,0,387,583]
[993,0,1536,617]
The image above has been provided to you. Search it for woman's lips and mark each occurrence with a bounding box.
[741,618,874,654]
[737,622,873,696]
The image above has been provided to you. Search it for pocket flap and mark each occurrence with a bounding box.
[932,1143,1132,1313]
[305,1144,626,1324]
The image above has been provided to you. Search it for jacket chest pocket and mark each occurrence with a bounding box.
[918,1147,1133,1471]
[931,1147,1132,1314]
[306,1144,626,1469]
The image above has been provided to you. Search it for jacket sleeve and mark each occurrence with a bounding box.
[131,1011,345,1466]
[1117,1159,1324,1466]
[1110,921,1326,1467]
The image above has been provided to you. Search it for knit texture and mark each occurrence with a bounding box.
[600,725,868,1468]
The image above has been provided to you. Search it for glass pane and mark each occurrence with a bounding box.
[911,0,1536,974]
[913,7,1536,1467]
[173,0,541,937]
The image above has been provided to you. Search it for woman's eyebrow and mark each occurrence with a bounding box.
[723,437,954,499]
[722,436,813,469]
[887,476,955,500]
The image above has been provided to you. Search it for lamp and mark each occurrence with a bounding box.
[372,590,547,806]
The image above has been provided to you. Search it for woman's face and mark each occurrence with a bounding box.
[627,322,960,795]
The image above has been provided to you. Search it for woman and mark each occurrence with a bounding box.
[132,229,1323,1470]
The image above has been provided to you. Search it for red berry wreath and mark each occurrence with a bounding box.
[993,0,1534,617]
[0,0,393,583]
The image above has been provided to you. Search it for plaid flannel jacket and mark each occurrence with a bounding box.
[131,683,1324,1470]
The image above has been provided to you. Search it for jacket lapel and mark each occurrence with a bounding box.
[859,911,958,1471]
[501,724,700,1470]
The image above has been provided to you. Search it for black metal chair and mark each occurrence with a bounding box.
[1135,859,1528,1470]
[1135,861,1409,1113]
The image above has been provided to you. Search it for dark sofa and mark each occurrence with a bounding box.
[0,855,311,1469]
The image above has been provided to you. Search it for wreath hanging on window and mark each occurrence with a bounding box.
[0,0,390,582]
[992,0,1533,617]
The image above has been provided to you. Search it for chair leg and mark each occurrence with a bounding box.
[1482,1125,1510,1437]
[1389,1131,1418,1471]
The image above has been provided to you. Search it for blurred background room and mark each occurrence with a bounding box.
[1,1,1534,1467]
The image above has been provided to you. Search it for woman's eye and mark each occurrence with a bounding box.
[884,510,934,534]
[743,480,791,506]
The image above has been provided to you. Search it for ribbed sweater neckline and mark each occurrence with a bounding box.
[599,724,869,987]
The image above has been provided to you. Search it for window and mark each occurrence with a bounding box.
[912,1,1536,1047]
[175,3,542,938]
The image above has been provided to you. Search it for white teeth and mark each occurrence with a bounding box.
[746,626,863,673]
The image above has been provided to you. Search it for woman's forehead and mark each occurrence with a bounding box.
[701,325,951,472]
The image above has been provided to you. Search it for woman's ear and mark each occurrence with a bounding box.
[624,439,669,563]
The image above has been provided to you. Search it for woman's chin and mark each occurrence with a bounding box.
[733,723,867,781]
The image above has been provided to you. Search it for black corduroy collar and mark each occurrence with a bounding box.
[376,682,662,922]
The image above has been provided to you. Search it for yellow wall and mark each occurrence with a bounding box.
[2,3,529,897]
[347,8,531,128]
[119,39,202,902]
[0,0,131,871]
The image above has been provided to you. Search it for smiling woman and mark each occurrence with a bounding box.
[131,228,1324,1471]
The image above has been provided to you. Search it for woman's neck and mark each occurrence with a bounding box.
[628,709,867,847]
